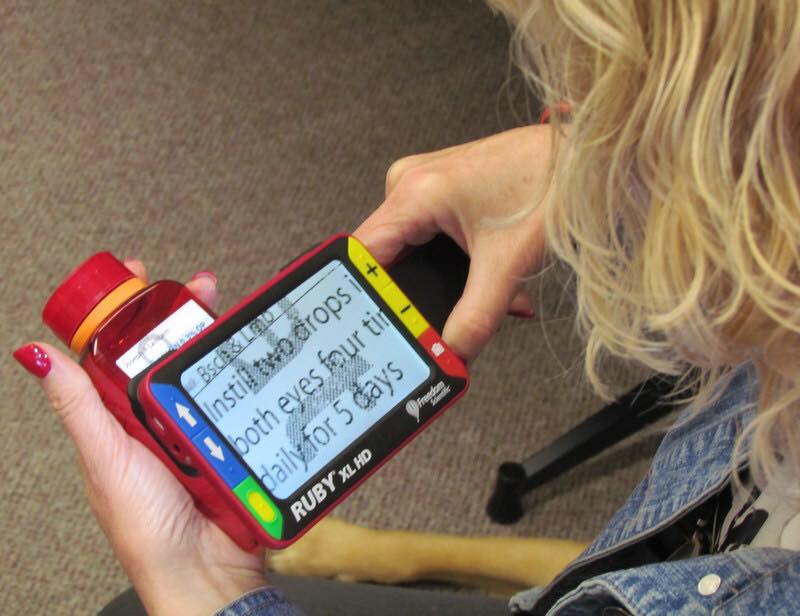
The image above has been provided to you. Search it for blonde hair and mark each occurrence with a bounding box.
[490,1,800,498]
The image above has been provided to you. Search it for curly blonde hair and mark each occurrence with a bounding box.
[490,0,800,497]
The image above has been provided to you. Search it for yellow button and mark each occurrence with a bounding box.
[347,237,390,290]
[247,490,277,523]
[379,281,410,312]
[379,282,429,338]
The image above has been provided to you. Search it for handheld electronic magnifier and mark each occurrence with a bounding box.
[132,235,468,548]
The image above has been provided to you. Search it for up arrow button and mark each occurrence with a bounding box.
[148,383,206,438]
[176,402,197,428]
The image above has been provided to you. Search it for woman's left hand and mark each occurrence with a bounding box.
[13,263,268,616]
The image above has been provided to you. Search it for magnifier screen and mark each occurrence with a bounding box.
[180,260,431,499]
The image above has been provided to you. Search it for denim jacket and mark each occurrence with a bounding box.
[217,365,800,615]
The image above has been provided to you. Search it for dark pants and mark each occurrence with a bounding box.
[99,575,510,616]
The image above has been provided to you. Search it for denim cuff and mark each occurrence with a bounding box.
[213,586,304,616]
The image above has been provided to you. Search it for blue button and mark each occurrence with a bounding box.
[148,382,208,439]
[191,427,248,488]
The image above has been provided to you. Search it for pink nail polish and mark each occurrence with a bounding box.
[509,309,535,319]
[191,270,217,284]
[13,344,51,378]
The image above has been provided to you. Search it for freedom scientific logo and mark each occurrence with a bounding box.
[405,380,450,423]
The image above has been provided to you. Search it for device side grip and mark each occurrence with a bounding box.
[388,235,469,333]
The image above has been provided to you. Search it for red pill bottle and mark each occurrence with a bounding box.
[42,253,260,549]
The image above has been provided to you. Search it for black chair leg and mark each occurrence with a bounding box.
[487,374,682,524]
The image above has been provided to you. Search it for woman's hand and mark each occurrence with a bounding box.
[13,265,267,616]
[355,124,554,362]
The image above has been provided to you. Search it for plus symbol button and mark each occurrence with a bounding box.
[366,262,378,277]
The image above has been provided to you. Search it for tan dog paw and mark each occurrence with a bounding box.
[267,517,417,584]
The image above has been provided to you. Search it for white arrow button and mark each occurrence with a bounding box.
[176,402,197,427]
[203,436,225,461]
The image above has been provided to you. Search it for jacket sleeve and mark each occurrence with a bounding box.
[214,587,305,616]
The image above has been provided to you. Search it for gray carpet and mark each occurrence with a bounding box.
[2,2,662,613]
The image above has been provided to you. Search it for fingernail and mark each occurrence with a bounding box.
[509,309,535,319]
[13,344,52,378]
[191,270,217,284]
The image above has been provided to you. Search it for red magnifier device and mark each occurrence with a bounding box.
[44,234,469,549]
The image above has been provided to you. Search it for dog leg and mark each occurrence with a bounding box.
[268,517,587,594]
[268,517,421,584]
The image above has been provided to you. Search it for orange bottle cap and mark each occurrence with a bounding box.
[43,253,146,353]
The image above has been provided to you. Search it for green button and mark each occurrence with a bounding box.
[233,477,283,540]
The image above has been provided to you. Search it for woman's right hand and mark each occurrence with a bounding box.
[355,124,555,362]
